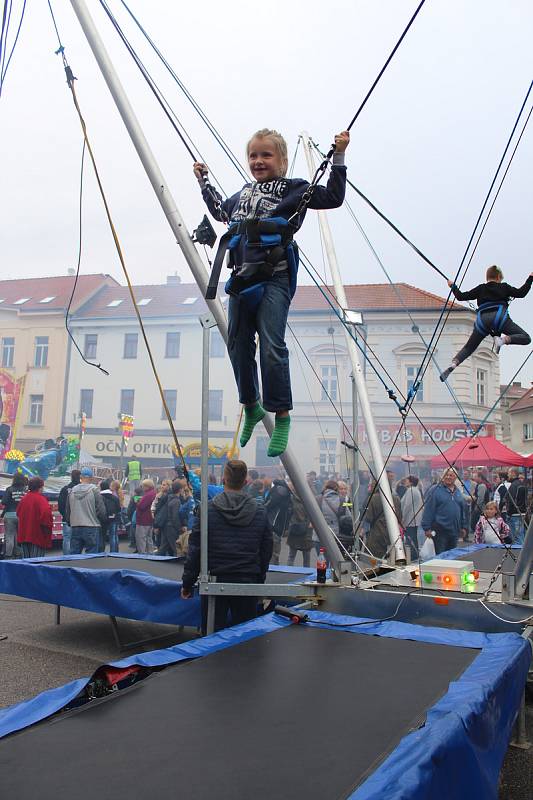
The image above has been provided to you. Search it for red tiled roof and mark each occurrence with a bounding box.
[73,281,459,319]
[508,387,533,413]
[0,274,118,313]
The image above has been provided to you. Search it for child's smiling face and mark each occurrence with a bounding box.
[247,136,283,181]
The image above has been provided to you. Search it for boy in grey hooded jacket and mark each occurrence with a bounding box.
[65,468,107,554]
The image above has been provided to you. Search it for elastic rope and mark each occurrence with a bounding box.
[117,0,249,182]
[403,81,533,417]
[0,0,26,95]
[345,0,427,132]
[45,10,190,481]
[65,139,109,376]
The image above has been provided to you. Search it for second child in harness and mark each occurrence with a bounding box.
[194,128,349,457]
[440,265,532,382]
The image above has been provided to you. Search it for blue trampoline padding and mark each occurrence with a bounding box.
[0,609,529,800]
[0,554,200,627]
[434,543,521,562]
[0,555,313,629]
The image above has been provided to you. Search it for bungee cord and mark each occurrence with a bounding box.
[46,1,190,481]
[400,81,533,417]
[116,0,249,182]
[42,0,529,581]
[0,0,26,96]
[65,139,109,376]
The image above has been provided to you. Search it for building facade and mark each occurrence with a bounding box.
[63,280,502,476]
[0,274,117,452]
[506,386,533,455]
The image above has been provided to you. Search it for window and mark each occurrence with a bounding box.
[34,336,49,367]
[120,389,135,416]
[256,435,280,466]
[84,334,98,360]
[29,394,43,425]
[39,296,56,304]
[161,389,177,420]
[182,297,197,305]
[208,390,223,421]
[107,299,124,307]
[523,423,533,441]
[80,389,94,419]
[210,329,225,358]
[1,337,14,368]
[321,366,338,401]
[14,297,30,305]
[476,368,487,406]
[319,438,337,475]
[123,333,138,359]
[406,366,423,402]
[137,298,152,306]
[165,332,181,358]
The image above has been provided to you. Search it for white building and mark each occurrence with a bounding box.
[63,280,501,476]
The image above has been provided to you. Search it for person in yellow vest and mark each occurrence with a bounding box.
[125,458,142,494]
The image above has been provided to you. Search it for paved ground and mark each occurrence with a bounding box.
[0,542,531,797]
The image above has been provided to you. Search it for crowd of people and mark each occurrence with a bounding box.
[0,461,531,575]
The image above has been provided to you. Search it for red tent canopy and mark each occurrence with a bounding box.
[523,453,533,468]
[430,436,527,469]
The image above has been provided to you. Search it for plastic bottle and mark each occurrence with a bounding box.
[316,547,327,584]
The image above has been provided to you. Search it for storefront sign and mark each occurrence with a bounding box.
[350,422,496,447]
[85,434,232,460]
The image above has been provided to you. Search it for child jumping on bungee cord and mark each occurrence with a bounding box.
[439,265,532,382]
[194,128,350,456]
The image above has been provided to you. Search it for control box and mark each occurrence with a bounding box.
[418,558,479,593]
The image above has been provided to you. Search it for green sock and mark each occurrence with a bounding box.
[267,416,291,457]
[240,402,266,447]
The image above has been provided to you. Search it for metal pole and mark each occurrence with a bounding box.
[200,314,216,633]
[119,434,125,476]
[301,133,405,563]
[68,0,347,580]
[351,373,360,520]
[513,516,533,600]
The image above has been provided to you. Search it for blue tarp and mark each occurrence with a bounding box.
[0,609,529,800]
[0,554,313,627]
[435,543,521,561]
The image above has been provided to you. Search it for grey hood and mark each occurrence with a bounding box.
[71,483,99,500]
[212,491,258,527]
[67,482,106,528]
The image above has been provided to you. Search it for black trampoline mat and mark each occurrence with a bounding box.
[0,625,478,800]
[41,556,308,585]
[458,546,522,573]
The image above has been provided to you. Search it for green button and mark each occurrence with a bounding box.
[423,573,433,583]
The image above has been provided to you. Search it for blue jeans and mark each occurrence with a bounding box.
[433,525,458,555]
[509,515,525,545]
[108,521,119,553]
[228,271,292,412]
[70,526,99,554]
[62,522,72,556]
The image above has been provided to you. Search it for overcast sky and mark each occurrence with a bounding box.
[1,0,532,384]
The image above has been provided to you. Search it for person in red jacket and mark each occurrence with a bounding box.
[16,476,54,558]
[135,479,156,553]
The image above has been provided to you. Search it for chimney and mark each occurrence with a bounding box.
[166,272,181,285]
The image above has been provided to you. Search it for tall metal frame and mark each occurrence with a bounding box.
[69,0,350,581]
[301,134,405,563]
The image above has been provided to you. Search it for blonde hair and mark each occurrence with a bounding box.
[110,479,124,506]
[486,265,503,281]
[247,129,288,177]
[483,501,498,514]
[142,479,155,490]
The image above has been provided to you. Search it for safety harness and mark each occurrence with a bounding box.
[474,302,509,337]
[205,216,299,311]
